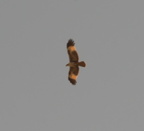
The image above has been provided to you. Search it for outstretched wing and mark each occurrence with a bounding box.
[68,66,79,85]
[67,39,79,62]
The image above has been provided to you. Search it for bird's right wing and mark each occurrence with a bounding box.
[68,66,79,85]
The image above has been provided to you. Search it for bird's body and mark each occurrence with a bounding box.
[66,39,86,85]
[66,62,86,67]
[66,62,78,67]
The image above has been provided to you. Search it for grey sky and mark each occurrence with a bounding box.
[0,0,144,131]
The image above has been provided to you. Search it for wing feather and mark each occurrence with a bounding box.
[67,39,79,62]
[68,66,79,85]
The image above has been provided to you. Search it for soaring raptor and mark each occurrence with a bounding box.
[66,39,86,85]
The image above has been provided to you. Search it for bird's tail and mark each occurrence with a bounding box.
[78,61,86,67]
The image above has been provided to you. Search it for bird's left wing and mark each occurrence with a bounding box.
[67,39,79,62]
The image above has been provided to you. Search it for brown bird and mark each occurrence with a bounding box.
[66,39,86,85]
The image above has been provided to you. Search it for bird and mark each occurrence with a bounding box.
[66,39,86,85]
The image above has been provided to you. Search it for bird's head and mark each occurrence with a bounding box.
[66,63,70,66]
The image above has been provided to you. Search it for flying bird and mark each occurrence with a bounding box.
[66,39,86,85]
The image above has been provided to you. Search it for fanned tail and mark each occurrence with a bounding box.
[78,61,86,67]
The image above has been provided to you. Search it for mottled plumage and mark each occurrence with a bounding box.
[66,39,86,85]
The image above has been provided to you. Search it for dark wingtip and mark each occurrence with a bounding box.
[67,39,75,48]
[68,78,76,85]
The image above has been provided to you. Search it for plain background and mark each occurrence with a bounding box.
[0,0,144,131]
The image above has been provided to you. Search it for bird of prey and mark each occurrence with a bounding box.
[66,39,86,85]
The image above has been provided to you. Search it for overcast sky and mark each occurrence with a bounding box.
[0,0,144,131]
